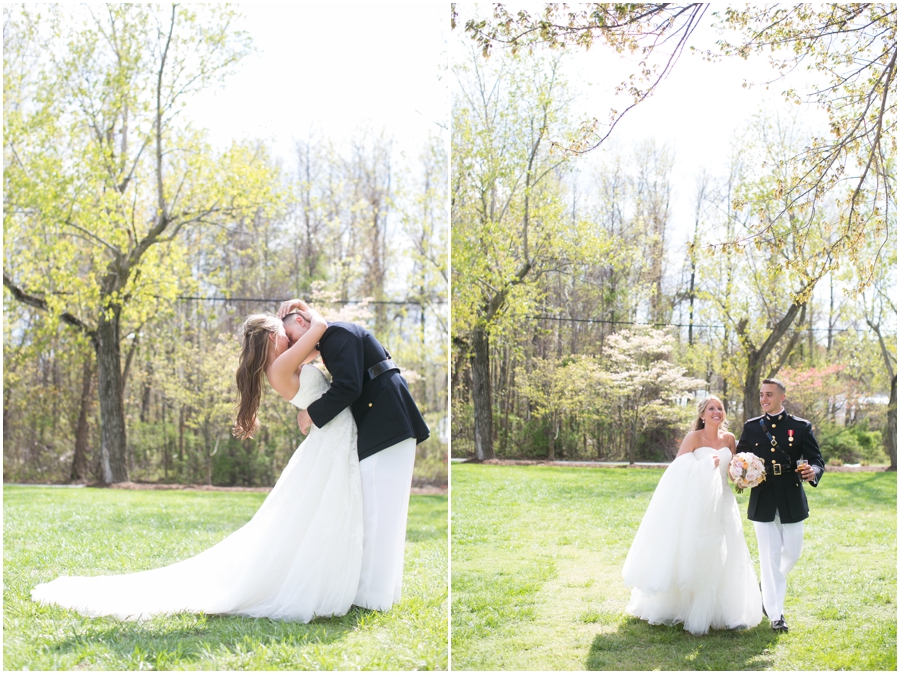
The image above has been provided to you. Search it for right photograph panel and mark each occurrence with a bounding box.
[450,4,897,671]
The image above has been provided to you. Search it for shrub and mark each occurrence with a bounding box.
[818,422,887,465]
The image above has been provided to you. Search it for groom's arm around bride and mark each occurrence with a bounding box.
[278,299,430,460]
[278,298,431,612]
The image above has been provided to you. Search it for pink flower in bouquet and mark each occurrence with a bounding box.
[729,452,766,493]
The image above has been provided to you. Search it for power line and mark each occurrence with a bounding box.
[535,315,723,329]
[171,296,446,305]
[532,314,878,334]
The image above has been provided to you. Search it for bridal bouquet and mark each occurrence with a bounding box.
[729,452,766,493]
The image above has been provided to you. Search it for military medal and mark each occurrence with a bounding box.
[788,429,794,444]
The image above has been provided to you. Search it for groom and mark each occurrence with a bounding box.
[737,378,824,633]
[278,300,430,612]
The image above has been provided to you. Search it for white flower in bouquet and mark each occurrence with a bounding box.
[729,452,766,493]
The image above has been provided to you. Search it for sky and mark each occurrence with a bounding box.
[561,14,823,244]
[186,4,448,166]
[185,5,890,321]
[450,6,853,315]
[182,4,449,304]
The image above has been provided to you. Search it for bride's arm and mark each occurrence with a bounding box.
[724,433,737,480]
[267,310,327,399]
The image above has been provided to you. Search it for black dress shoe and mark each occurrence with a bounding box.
[771,616,788,632]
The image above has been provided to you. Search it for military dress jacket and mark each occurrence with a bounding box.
[736,410,825,524]
[306,322,430,461]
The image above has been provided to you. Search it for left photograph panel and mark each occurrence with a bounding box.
[3,4,448,670]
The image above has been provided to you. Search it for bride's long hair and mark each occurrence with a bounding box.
[689,395,729,433]
[233,314,282,440]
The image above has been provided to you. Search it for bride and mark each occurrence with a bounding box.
[622,396,762,635]
[32,307,364,622]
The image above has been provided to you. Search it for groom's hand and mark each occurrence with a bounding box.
[278,299,311,319]
[796,463,816,481]
[297,409,312,435]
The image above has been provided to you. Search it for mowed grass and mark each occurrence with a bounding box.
[451,465,896,671]
[4,486,448,670]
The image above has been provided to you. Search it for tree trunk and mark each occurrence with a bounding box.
[140,362,152,423]
[866,318,897,471]
[471,326,494,460]
[501,350,513,454]
[738,301,805,422]
[547,412,556,461]
[742,366,763,426]
[162,401,170,480]
[94,314,129,483]
[70,353,94,482]
[178,404,186,461]
[887,374,897,471]
[628,413,638,465]
[204,421,213,486]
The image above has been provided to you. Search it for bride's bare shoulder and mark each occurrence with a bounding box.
[676,430,700,456]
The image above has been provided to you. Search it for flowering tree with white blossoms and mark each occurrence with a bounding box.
[602,329,705,464]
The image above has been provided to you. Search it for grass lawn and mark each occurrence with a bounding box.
[451,464,896,671]
[4,486,447,670]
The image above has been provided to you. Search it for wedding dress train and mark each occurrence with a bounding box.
[622,447,762,635]
[31,365,363,622]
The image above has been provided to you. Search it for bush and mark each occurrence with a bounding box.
[818,422,887,465]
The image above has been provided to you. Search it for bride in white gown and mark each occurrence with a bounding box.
[32,309,363,622]
[622,396,762,635]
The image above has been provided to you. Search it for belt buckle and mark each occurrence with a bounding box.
[773,464,782,476]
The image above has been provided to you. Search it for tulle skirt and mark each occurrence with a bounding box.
[31,409,363,622]
[622,448,762,635]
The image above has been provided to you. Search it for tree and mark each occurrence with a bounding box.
[455,4,708,148]
[457,3,897,298]
[517,355,609,460]
[452,46,610,460]
[716,5,896,293]
[861,225,897,469]
[3,5,274,482]
[695,111,841,420]
[602,329,703,464]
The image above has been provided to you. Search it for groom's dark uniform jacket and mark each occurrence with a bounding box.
[736,410,825,524]
[306,322,430,461]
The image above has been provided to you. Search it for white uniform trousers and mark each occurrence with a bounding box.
[354,437,417,611]
[753,508,804,620]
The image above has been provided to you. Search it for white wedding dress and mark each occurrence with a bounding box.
[622,447,762,635]
[31,365,363,622]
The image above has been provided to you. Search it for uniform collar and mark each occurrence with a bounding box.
[765,408,786,421]
[315,324,336,351]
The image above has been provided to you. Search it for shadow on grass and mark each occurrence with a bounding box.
[42,606,376,668]
[586,616,780,671]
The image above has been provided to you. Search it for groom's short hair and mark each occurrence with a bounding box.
[761,378,786,394]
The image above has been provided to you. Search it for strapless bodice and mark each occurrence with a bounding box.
[288,365,330,410]
[693,446,732,460]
